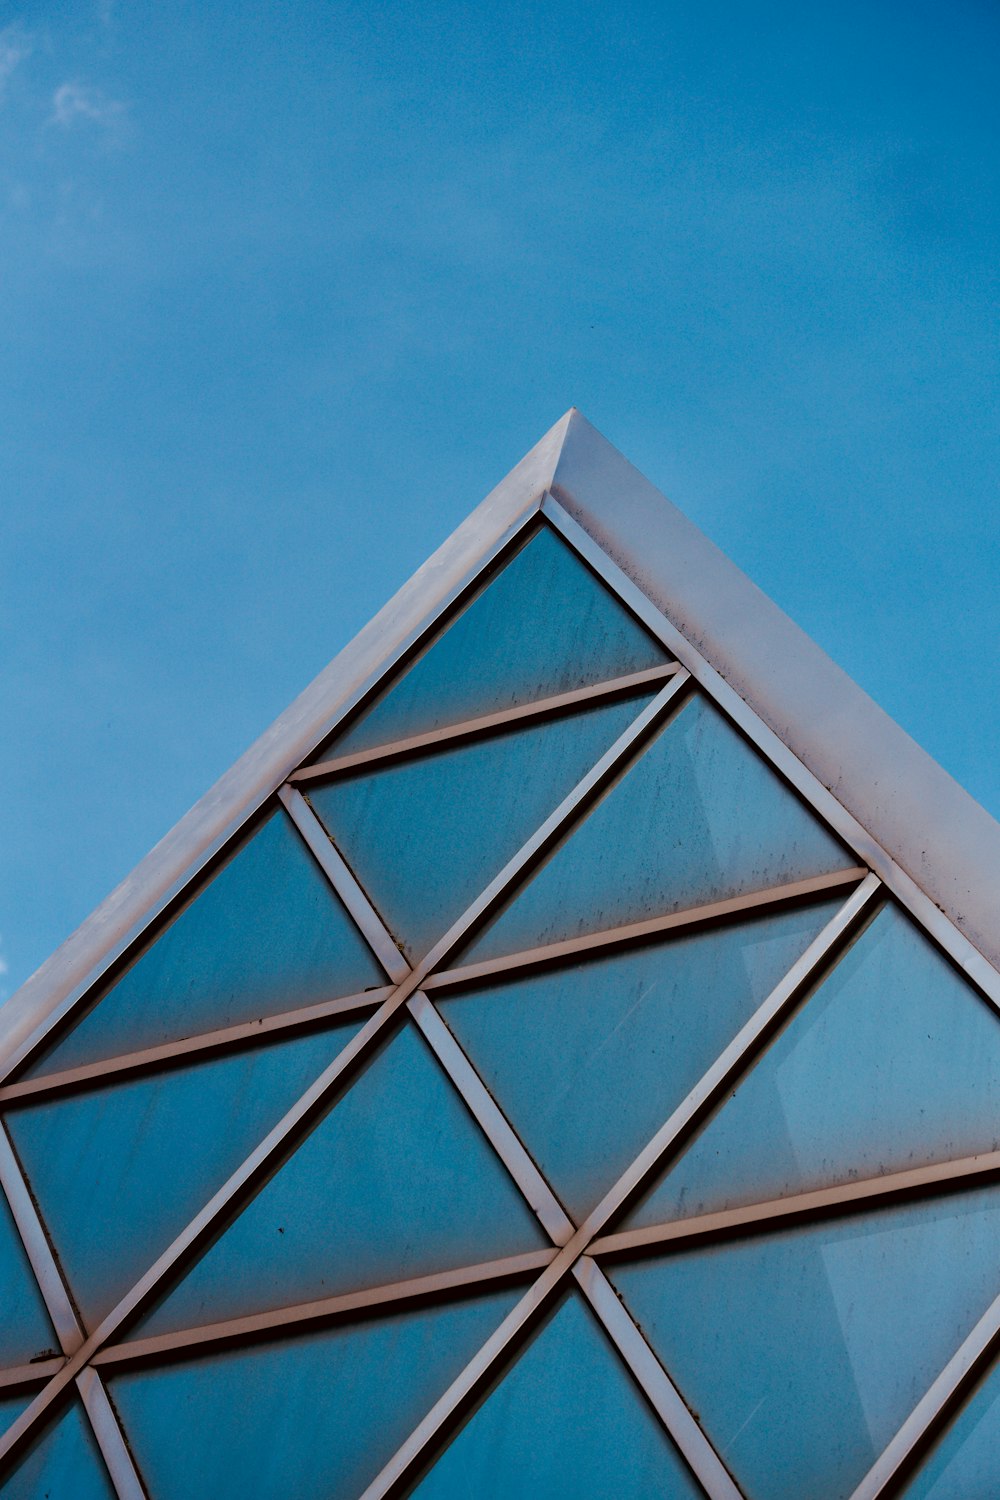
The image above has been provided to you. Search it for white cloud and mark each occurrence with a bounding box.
[50,81,125,129]
[0,24,31,96]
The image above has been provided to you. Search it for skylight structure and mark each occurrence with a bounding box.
[1,410,999,1499]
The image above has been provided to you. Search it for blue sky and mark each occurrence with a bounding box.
[2,0,998,999]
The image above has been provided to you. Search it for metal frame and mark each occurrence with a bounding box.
[0,416,998,1496]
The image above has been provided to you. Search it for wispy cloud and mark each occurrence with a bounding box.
[0,24,32,97]
[50,81,126,129]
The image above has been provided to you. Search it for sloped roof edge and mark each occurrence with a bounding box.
[3,407,998,1065]
[552,408,1000,971]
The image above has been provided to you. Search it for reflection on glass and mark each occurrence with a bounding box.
[462,693,854,963]
[412,1293,701,1499]
[611,1185,1000,1500]
[902,1348,1000,1499]
[30,808,383,1076]
[440,899,841,1220]
[0,1191,58,1367]
[8,1019,360,1329]
[1,1400,115,1500]
[113,1287,520,1500]
[628,905,1000,1228]
[309,693,649,960]
[328,525,666,756]
[137,1022,545,1337]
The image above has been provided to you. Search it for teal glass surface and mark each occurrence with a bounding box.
[112,1286,520,1500]
[903,1350,1000,1499]
[0,1392,34,1437]
[0,1400,115,1500]
[612,1185,1000,1500]
[329,524,666,756]
[309,693,649,961]
[0,1190,59,1367]
[137,1021,545,1336]
[440,899,841,1220]
[7,1019,360,1329]
[628,904,1000,1228]
[30,807,383,1076]
[412,1293,701,1499]
[463,692,854,963]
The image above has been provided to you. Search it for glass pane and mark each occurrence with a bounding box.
[411,1292,703,1500]
[462,693,855,963]
[1,1399,115,1500]
[7,1019,361,1329]
[627,905,1000,1229]
[0,1190,59,1368]
[0,1392,35,1438]
[30,807,384,1076]
[611,1184,1000,1500]
[112,1286,520,1500]
[903,1348,1000,1500]
[329,525,666,756]
[137,1021,546,1337]
[308,693,650,961]
[440,899,842,1221]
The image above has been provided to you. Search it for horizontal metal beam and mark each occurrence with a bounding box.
[574,1256,742,1500]
[93,1248,558,1370]
[0,1359,63,1392]
[0,987,394,1105]
[291,664,680,780]
[426,867,869,991]
[590,1149,1000,1258]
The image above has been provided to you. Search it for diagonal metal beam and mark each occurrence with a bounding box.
[0,675,682,1467]
[76,1367,146,1500]
[573,1256,742,1499]
[0,1126,82,1357]
[849,1287,1000,1500]
[407,992,574,1246]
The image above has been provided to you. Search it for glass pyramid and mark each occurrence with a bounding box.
[1,414,997,1499]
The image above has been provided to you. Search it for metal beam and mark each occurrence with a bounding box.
[426,867,869,991]
[290,663,681,780]
[76,1367,147,1500]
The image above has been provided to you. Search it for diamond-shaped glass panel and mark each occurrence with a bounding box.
[136,1021,546,1337]
[411,1293,702,1499]
[439,898,842,1221]
[111,1286,521,1500]
[626,904,1000,1229]
[611,1185,1000,1500]
[308,692,650,960]
[461,692,855,963]
[28,807,383,1077]
[325,525,667,757]
[6,1019,362,1328]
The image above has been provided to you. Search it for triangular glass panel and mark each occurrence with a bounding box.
[626,904,1000,1229]
[27,806,384,1077]
[902,1346,1000,1499]
[0,1398,115,1500]
[610,1183,1000,1500]
[308,692,651,961]
[439,898,843,1221]
[111,1285,521,1500]
[461,692,856,964]
[0,1190,60,1368]
[324,524,667,758]
[411,1292,702,1499]
[6,1018,362,1329]
[136,1020,546,1337]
